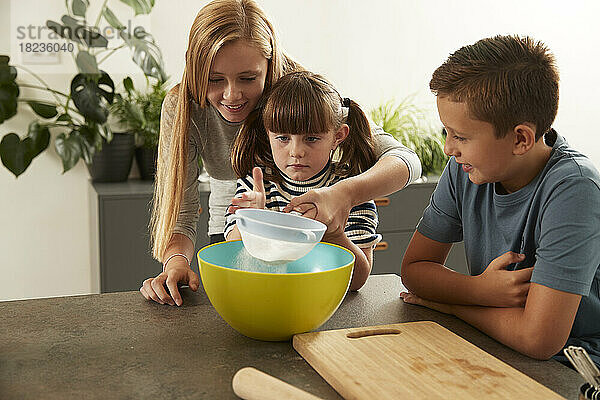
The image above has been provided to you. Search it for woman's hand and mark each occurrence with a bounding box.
[228,167,266,213]
[140,257,199,307]
[283,184,353,237]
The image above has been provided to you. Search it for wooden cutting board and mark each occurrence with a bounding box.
[293,321,564,399]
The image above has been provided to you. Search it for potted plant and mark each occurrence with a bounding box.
[110,77,166,180]
[0,0,166,181]
[370,98,448,178]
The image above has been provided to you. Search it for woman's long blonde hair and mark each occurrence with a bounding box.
[151,0,298,260]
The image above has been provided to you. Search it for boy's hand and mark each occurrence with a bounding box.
[229,167,266,212]
[400,291,453,315]
[475,251,533,307]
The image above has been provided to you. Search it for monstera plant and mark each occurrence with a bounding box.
[0,0,166,177]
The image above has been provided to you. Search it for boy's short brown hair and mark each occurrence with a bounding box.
[430,35,559,140]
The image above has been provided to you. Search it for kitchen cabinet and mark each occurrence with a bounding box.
[89,180,210,293]
[89,179,467,293]
[372,179,468,275]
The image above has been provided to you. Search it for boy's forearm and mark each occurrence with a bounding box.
[401,261,483,305]
[338,156,409,206]
[446,304,563,360]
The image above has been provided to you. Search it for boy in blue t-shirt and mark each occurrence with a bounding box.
[400,35,600,365]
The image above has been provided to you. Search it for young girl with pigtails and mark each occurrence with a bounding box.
[140,0,421,306]
[225,71,383,291]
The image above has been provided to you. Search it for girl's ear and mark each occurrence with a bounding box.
[333,124,349,149]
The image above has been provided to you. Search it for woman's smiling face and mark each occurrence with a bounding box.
[206,40,269,123]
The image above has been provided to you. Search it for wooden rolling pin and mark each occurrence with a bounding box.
[232,367,323,400]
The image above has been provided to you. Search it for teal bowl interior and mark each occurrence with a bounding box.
[199,240,355,274]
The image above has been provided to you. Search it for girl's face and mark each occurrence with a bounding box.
[207,40,269,123]
[268,125,349,181]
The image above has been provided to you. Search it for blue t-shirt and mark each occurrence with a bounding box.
[416,130,600,364]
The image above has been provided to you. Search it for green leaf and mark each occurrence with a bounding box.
[46,16,108,48]
[0,55,19,123]
[0,133,33,177]
[75,50,100,75]
[27,121,51,156]
[110,92,145,133]
[54,132,82,172]
[0,56,17,83]
[102,7,125,30]
[97,122,112,142]
[78,124,102,164]
[120,28,167,82]
[56,113,72,122]
[27,101,58,119]
[70,71,115,123]
[0,124,49,177]
[119,0,155,15]
[72,0,89,17]
[123,77,134,94]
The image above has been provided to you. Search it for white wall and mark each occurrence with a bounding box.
[2,0,599,300]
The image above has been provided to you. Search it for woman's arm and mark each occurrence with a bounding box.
[284,119,421,234]
[336,155,410,205]
[283,156,411,236]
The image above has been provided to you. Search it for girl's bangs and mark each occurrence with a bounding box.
[262,83,333,135]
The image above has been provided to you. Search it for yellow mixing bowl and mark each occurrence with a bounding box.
[197,240,354,341]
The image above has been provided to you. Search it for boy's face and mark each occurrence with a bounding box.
[437,96,517,188]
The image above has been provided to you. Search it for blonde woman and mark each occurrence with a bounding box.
[140,0,422,306]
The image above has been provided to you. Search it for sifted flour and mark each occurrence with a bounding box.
[232,247,291,273]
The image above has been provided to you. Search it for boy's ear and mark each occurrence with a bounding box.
[333,124,349,149]
[512,123,536,155]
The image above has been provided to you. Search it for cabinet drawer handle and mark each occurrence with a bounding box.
[374,241,388,251]
[198,206,203,215]
[374,197,390,206]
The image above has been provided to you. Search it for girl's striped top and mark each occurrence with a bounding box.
[224,162,382,247]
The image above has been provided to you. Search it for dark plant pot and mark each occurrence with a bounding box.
[87,132,135,182]
[135,146,158,180]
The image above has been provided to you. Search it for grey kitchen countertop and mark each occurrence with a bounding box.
[0,274,583,399]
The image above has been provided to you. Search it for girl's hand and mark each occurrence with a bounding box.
[474,251,533,307]
[229,167,267,212]
[139,258,199,307]
[282,185,352,237]
[400,291,453,315]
